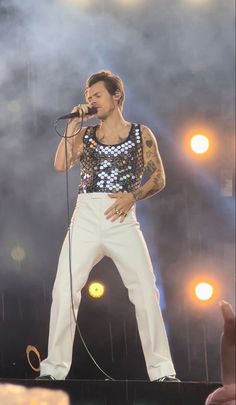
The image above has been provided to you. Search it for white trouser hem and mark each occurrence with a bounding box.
[40,360,68,380]
[148,361,176,381]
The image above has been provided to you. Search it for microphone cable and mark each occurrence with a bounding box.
[54,113,115,381]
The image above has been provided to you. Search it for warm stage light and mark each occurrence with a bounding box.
[88,282,105,298]
[191,134,210,154]
[187,270,220,306]
[195,282,214,301]
[11,246,26,262]
[183,124,216,160]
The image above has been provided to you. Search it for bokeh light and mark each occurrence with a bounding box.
[88,282,105,299]
[187,272,220,307]
[182,124,217,161]
[195,282,214,301]
[191,134,210,154]
[10,246,26,262]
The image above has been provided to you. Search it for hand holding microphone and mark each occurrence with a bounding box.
[58,104,97,121]
[53,103,97,171]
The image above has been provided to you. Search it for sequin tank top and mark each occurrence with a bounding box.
[78,123,144,193]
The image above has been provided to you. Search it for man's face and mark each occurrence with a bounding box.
[86,81,117,120]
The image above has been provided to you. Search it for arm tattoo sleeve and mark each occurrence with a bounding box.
[131,126,165,202]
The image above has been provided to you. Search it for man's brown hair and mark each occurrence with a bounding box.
[86,70,125,110]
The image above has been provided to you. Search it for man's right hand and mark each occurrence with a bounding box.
[68,104,96,124]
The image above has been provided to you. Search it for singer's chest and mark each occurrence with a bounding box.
[78,123,145,194]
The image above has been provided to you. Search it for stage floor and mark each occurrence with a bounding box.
[0,379,221,405]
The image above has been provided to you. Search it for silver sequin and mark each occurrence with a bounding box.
[79,124,144,194]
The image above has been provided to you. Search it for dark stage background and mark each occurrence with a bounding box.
[0,0,235,383]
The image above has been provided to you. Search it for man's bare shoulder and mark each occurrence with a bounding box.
[140,124,158,145]
[139,124,162,169]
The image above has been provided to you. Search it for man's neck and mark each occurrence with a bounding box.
[99,108,129,133]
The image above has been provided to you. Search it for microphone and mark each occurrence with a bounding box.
[57,107,97,120]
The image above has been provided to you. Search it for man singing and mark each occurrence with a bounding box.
[38,70,179,382]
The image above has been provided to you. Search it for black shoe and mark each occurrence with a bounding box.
[155,375,181,382]
[35,375,56,380]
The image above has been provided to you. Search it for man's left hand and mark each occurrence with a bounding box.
[105,192,135,223]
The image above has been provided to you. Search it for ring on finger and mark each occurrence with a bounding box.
[117,210,127,217]
[120,211,127,217]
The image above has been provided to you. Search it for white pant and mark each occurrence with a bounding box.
[40,193,175,381]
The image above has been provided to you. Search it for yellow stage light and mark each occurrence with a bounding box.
[195,282,213,301]
[11,246,26,262]
[186,269,220,307]
[182,124,217,161]
[191,134,210,154]
[88,282,105,299]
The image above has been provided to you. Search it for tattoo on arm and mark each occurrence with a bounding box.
[131,125,165,202]
[146,160,157,176]
[132,162,165,202]
[145,139,153,148]
[152,169,163,189]
[131,189,143,201]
